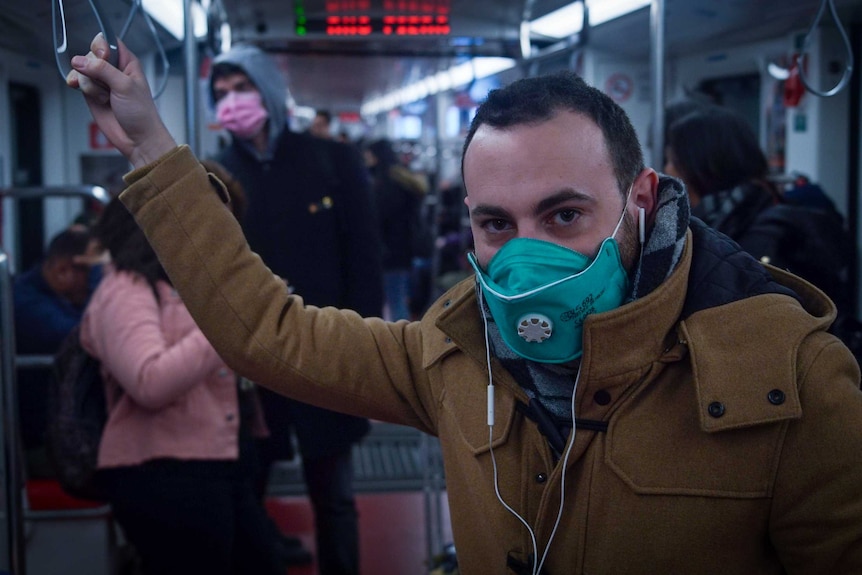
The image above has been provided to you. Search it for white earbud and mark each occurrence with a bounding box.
[638,207,646,245]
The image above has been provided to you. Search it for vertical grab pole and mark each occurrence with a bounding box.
[0,252,27,575]
[184,0,200,155]
[649,0,666,169]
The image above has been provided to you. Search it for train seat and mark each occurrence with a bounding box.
[24,478,117,575]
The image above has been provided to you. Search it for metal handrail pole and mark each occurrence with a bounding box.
[0,186,110,203]
[0,252,27,575]
[649,0,666,168]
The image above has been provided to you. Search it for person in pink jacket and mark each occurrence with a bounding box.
[80,197,286,575]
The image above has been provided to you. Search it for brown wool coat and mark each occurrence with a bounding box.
[121,146,862,575]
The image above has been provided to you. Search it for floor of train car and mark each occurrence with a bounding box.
[264,421,453,575]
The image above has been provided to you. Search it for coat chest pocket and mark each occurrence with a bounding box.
[437,356,518,456]
[605,395,787,497]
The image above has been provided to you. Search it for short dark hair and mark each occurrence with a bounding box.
[316,110,332,123]
[462,71,645,196]
[666,105,768,197]
[209,62,251,104]
[45,228,91,261]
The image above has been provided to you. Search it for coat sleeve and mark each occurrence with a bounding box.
[119,146,437,433]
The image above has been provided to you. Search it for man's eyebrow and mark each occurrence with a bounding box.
[469,204,511,219]
[534,189,594,216]
[469,189,595,220]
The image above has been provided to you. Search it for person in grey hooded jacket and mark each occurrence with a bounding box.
[208,44,385,575]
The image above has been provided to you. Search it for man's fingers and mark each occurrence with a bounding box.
[115,38,137,71]
[71,65,111,105]
[67,69,110,105]
[70,51,126,93]
[65,69,81,90]
[90,33,111,61]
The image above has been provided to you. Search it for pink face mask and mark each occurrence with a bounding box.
[216,91,269,139]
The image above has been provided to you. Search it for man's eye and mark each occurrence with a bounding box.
[554,209,579,224]
[483,219,511,232]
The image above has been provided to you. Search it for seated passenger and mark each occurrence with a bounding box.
[80,197,286,575]
[14,226,101,477]
[664,103,856,328]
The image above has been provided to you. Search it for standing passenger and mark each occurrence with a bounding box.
[310,109,334,139]
[364,138,430,320]
[69,37,862,574]
[80,198,286,575]
[208,43,383,575]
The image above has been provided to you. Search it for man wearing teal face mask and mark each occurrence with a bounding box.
[69,34,862,574]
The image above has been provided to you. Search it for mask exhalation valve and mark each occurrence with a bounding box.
[517,314,553,343]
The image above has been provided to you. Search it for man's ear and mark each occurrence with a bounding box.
[630,168,659,225]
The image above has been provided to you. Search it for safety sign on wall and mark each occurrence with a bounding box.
[604,73,634,103]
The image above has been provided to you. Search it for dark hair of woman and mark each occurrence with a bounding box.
[93,197,169,292]
[665,105,771,198]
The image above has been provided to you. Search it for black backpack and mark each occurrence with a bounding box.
[44,325,109,501]
[742,202,862,364]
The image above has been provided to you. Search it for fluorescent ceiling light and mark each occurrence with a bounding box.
[473,57,517,79]
[142,0,208,40]
[589,0,651,26]
[361,57,516,116]
[529,0,650,39]
[767,62,791,80]
[361,0,652,116]
[530,3,584,39]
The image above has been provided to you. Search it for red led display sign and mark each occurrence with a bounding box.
[295,0,451,36]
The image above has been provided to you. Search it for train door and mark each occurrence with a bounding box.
[9,83,45,275]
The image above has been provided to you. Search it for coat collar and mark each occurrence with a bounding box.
[425,235,695,399]
[425,229,822,434]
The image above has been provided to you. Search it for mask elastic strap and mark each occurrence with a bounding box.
[610,184,634,240]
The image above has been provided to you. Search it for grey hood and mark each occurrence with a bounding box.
[210,44,288,149]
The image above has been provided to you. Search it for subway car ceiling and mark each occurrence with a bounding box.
[6,0,862,115]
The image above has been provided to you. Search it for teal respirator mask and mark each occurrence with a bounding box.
[467,198,633,364]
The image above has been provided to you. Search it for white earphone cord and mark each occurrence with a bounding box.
[480,289,581,575]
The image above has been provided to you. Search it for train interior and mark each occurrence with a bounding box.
[2,0,862,572]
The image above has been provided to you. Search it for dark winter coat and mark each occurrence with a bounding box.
[215,130,384,457]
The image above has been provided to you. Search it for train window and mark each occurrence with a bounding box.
[696,73,761,138]
[696,72,787,175]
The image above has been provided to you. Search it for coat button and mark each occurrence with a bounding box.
[443,299,451,308]
[593,389,611,405]
[535,473,547,484]
[767,389,786,405]
[226,413,235,421]
[444,337,452,344]
[707,401,725,418]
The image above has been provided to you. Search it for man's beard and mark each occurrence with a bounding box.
[618,211,642,274]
